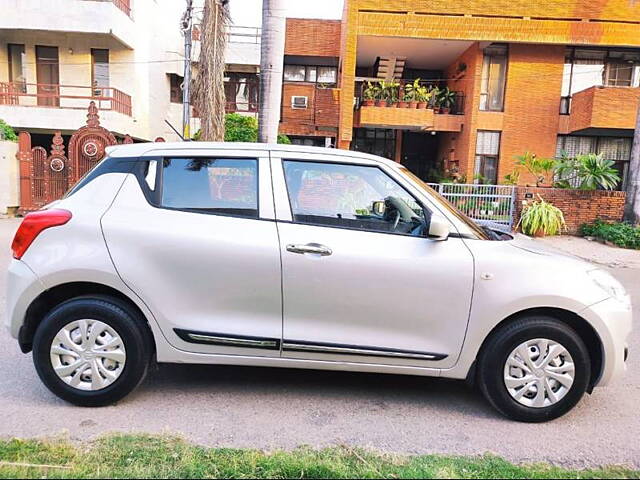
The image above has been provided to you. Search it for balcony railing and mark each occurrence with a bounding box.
[355,79,465,115]
[227,26,261,44]
[110,0,131,16]
[0,82,132,116]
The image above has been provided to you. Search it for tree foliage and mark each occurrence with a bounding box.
[0,118,18,142]
[223,113,290,144]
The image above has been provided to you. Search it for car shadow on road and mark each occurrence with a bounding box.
[136,362,501,420]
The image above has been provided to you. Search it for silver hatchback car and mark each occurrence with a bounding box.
[6,143,632,422]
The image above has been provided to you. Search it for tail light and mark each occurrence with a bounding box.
[11,209,72,260]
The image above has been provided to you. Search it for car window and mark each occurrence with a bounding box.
[283,160,428,236]
[161,158,258,218]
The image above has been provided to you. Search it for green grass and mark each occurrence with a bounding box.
[0,434,637,479]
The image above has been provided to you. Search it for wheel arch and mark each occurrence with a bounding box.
[19,281,154,354]
[469,307,603,393]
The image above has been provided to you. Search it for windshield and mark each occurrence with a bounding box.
[398,167,490,240]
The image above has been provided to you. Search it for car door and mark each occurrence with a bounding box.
[102,150,283,357]
[271,152,474,369]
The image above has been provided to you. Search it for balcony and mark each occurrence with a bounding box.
[355,79,464,132]
[560,86,640,133]
[1,0,135,49]
[0,82,132,116]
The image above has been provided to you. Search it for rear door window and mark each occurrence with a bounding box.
[160,158,258,218]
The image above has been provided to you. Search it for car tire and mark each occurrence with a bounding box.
[32,295,152,407]
[477,316,590,422]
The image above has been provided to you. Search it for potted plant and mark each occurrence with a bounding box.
[362,81,378,107]
[374,80,386,107]
[518,195,566,237]
[382,81,399,107]
[428,86,440,109]
[437,87,457,114]
[416,86,431,109]
[397,90,412,108]
[404,79,421,108]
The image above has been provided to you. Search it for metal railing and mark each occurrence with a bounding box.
[227,26,262,44]
[428,183,516,230]
[0,82,132,116]
[355,79,465,115]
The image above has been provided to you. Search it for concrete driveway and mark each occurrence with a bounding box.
[0,217,638,468]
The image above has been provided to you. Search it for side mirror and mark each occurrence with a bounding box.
[428,214,450,241]
[371,201,386,216]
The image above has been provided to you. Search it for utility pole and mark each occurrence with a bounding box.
[624,103,640,224]
[258,0,286,143]
[181,0,194,141]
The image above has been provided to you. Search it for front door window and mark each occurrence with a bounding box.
[283,160,427,237]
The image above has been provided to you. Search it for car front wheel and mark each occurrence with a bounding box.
[477,316,590,422]
[32,296,152,406]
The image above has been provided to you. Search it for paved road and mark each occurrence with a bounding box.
[1,218,638,468]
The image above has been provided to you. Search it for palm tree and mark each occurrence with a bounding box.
[194,0,230,141]
[625,105,640,224]
[258,0,286,143]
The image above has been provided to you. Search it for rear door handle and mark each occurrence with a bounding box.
[286,243,333,256]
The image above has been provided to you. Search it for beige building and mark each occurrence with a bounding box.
[0,0,192,142]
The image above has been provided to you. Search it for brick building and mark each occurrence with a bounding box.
[226,0,640,188]
[338,0,640,187]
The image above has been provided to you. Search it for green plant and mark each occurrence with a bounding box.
[0,118,18,142]
[437,87,457,109]
[403,78,422,102]
[415,85,432,103]
[195,113,290,144]
[515,151,555,187]
[518,195,566,236]
[555,152,621,190]
[362,81,380,101]
[580,220,640,249]
[378,80,399,103]
[503,170,521,185]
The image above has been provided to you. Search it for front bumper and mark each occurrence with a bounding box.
[580,296,633,387]
[5,259,44,340]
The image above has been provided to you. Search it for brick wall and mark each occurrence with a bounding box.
[514,187,626,235]
[500,44,565,184]
[279,84,340,138]
[285,19,342,57]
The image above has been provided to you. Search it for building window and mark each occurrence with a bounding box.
[556,135,631,189]
[8,44,26,93]
[351,128,396,160]
[169,74,183,104]
[224,73,259,112]
[91,49,109,94]
[475,131,501,184]
[284,65,337,85]
[561,48,640,113]
[479,45,508,112]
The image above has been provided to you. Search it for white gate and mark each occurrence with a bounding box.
[428,183,517,231]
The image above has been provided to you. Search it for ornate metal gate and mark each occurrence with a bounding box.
[18,101,123,213]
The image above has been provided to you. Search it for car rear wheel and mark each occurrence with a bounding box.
[32,296,152,406]
[477,316,590,422]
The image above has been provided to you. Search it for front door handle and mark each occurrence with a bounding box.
[286,243,333,256]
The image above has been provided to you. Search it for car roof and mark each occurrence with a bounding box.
[105,142,399,168]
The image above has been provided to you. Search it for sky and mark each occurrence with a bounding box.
[228,0,344,27]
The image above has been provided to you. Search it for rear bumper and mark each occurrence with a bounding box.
[5,259,44,340]
[581,297,633,387]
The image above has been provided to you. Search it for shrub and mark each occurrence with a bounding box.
[194,113,291,144]
[580,220,640,249]
[0,118,18,142]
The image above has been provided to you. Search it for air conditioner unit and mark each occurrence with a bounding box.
[291,96,308,109]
